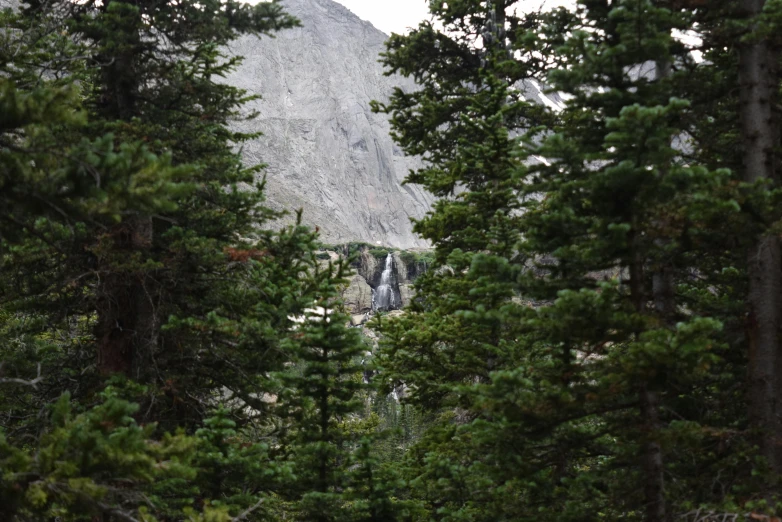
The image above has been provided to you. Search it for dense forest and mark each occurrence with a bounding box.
[2,0,782,520]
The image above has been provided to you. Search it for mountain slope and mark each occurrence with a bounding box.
[226,0,433,248]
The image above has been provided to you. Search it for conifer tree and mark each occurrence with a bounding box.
[1,0,320,433]
[0,385,201,522]
[277,263,361,520]
[372,0,566,409]
[376,0,749,519]
[0,1,339,519]
[0,2,194,437]
[277,261,404,522]
[667,0,782,502]
[734,0,782,482]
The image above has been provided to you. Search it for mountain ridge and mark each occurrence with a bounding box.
[227,0,433,248]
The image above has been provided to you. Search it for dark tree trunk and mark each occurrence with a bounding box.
[653,57,675,323]
[739,0,782,476]
[93,2,158,379]
[96,217,157,378]
[638,56,675,522]
[640,385,666,522]
[631,220,667,522]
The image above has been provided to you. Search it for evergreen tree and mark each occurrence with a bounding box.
[277,261,368,521]
[664,0,782,504]
[0,2,194,438]
[733,0,782,485]
[372,0,566,409]
[0,385,201,522]
[0,1,345,519]
[0,0,321,435]
[277,261,405,521]
[375,0,755,519]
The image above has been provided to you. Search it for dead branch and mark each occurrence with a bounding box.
[0,362,43,388]
[233,498,264,521]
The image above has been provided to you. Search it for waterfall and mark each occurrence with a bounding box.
[372,253,397,311]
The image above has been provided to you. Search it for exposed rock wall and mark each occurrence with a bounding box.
[226,0,434,249]
[341,274,373,314]
[326,246,430,314]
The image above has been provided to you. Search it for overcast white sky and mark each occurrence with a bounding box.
[333,0,430,35]
[333,1,577,36]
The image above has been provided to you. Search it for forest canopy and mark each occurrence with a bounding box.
[2,0,782,521]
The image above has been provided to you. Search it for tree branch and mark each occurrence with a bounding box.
[233,498,264,521]
[0,362,43,388]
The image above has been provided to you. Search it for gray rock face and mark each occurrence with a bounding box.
[398,284,415,307]
[357,250,380,286]
[341,274,373,314]
[226,0,433,248]
[320,246,426,314]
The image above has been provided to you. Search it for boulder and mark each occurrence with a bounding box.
[399,283,416,307]
[341,274,373,314]
[350,314,368,326]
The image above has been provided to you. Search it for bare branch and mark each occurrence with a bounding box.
[0,363,43,388]
[233,498,264,521]
[678,511,776,522]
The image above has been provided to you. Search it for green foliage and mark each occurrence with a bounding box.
[279,261,404,521]
[0,390,198,521]
[0,0,313,436]
[368,247,394,259]
[4,0,782,519]
[0,0,366,520]
[374,0,765,519]
[396,250,434,269]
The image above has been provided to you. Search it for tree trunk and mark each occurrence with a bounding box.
[739,0,782,476]
[635,57,676,522]
[640,385,666,522]
[94,2,158,379]
[653,57,675,323]
[631,214,667,522]
[96,217,157,378]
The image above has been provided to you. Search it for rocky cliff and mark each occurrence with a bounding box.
[226,0,433,249]
[331,245,432,317]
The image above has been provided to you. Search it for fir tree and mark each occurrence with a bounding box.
[372,0,566,410]
[0,386,200,522]
[1,0,319,434]
[277,260,405,521]
[375,0,750,519]
[0,1,341,519]
[277,260,368,521]
[734,0,782,486]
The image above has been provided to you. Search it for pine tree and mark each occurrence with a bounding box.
[0,1,342,519]
[668,0,782,504]
[0,2,195,438]
[0,0,321,434]
[375,0,750,519]
[346,435,409,522]
[372,0,565,410]
[0,386,200,522]
[276,260,366,521]
[276,260,406,522]
[735,0,782,484]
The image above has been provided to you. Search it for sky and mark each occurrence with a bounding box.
[333,0,430,35]
[333,1,579,35]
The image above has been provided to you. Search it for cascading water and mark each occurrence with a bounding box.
[372,253,397,311]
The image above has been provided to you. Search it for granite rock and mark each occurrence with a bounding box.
[226,0,434,248]
[341,273,373,314]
